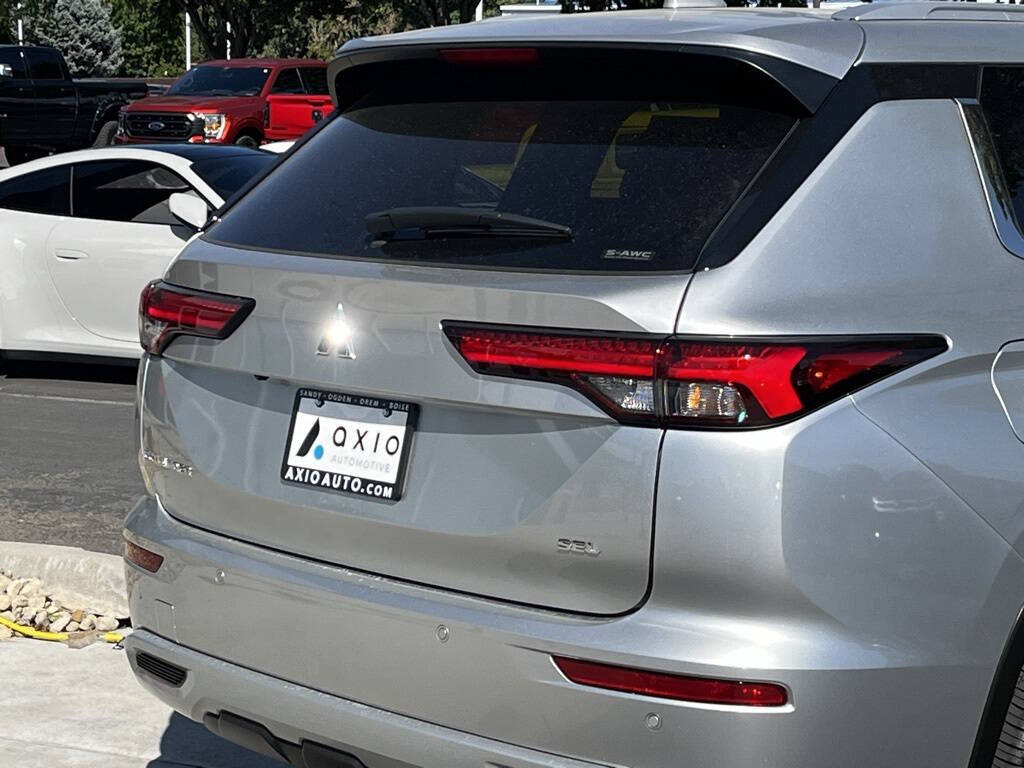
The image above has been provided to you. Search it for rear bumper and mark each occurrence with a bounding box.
[126,629,607,768]
[124,494,1012,768]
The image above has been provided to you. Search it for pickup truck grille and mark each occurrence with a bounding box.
[125,112,197,140]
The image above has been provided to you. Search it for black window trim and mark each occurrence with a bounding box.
[958,98,1024,261]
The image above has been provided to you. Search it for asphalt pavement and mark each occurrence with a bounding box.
[0,358,143,555]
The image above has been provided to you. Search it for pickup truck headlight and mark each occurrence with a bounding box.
[197,113,228,140]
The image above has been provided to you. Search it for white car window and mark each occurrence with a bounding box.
[71,160,196,226]
[0,165,71,215]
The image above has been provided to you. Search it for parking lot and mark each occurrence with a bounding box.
[0,359,141,555]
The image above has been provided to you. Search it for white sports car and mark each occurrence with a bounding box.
[0,144,276,361]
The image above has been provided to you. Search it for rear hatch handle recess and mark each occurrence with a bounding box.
[366,206,573,243]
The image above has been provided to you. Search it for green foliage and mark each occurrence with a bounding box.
[108,0,183,77]
[20,0,124,76]
[0,2,10,44]
[559,0,661,12]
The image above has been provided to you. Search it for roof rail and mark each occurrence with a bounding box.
[833,1,1024,22]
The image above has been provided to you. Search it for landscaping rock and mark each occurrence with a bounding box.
[0,565,126,638]
[49,613,71,633]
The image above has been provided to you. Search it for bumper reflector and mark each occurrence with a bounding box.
[553,656,788,707]
[123,539,164,573]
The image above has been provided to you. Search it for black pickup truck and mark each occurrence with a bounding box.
[0,45,147,164]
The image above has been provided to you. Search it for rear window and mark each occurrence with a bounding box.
[208,55,797,272]
[191,154,276,200]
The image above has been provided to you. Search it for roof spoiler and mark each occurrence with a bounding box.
[326,43,840,116]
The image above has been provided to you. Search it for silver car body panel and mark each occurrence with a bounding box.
[856,20,1024,64]
[126,9,1024,768]
[148,249,690,614]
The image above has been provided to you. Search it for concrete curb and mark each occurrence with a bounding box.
[0,541,128,618]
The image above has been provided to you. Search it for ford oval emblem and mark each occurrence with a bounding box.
[148,121,165,132]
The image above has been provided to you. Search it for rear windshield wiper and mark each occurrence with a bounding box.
[366,206,572,242]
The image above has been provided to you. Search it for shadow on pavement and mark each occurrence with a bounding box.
[147,712,285,768]
[0,357,138,385]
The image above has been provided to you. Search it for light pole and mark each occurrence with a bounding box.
[16,3,23,46]
[185,12,192,70]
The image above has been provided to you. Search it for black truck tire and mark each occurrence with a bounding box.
[92,120,118,147]
[234,134,260,148]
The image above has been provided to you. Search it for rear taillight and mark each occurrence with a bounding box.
[440,48,540,66]
[443,323,946,428]
[553,656,789,707]
[139,280,254,355]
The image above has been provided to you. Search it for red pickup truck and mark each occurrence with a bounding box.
[115,58,332,147]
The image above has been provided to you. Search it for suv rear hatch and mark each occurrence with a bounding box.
[141,46,809,614]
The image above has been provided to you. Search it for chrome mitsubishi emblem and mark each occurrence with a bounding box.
[316,303,356,359]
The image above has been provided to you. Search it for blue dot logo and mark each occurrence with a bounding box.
[313,445,324,460]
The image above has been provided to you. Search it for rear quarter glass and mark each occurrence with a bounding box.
[205,50,799,273]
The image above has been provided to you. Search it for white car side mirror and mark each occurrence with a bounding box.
[168,193,210,231]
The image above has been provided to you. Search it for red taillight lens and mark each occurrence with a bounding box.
[123,539,163,573]
[440,48,540,66]
[443,323,946,428]
[139,280,254,355]
[553,656,789,707]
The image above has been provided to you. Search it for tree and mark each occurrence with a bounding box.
[158,0,352,60]
[559,0,661,12]
[0,3,11,44]
[109,0,184,77]
[20,0,124,76]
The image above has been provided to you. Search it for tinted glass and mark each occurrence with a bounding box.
[271,68,303,94]
[209,99,794,272]
[0,48,27,79]
[191,154,276,200]
[72,161,193,224]
[167,66,269,97]
[300,67,328,95]
[981,68,1024,230]
[0,165,70,214]
[26,49,63,80]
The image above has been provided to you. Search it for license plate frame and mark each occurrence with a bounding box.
[280,388,418,502]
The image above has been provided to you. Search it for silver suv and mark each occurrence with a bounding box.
[123,4,1024,767]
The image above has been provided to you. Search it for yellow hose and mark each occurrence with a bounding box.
[0,614,123,644]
